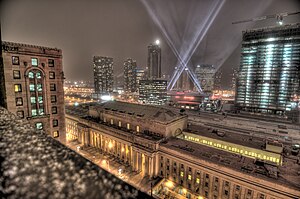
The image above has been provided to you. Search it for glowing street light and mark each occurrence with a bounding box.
[155,39,160,45]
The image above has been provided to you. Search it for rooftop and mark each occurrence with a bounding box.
[94,101,186,124]
[160,137,300,191]
[2,41,62,53]
[0,107,150,199]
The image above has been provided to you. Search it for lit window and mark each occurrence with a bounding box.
[49,72,55,79]
[31,58,38,66]
[13,70,21,79]
[51,95,57,103]
[29,84,35,91]
[127,123,130,130]
[35,122,43,130]
[118,121,121,127]
[16,110,24,118]
[38,96,43,104]
[136,125,140,132]
[53,131,59,138]
[39,108,44,115]
[52,106,57,114]
[188,175,191,180]
[180,171,184,177]
[31,97,36,104]
[196,178,200,184]
[12,56,19,65]
[37,84,42,92]
[14,84,22,92]
[110,119,114,125]
[31,109,37,116]
[15,97,23,106]
[48,59,54,67]
[53,119,58,127]
[28,72,34,79]
[36,72,41,79]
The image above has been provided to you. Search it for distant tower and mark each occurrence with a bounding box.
[231,68,238,91]
[195,64,216,93]
[136,68,146,85]
[213,71,222,90]
[147,40,161,79]
[235,23,300,121]
[124,58,137,93]
[93,56,114,94]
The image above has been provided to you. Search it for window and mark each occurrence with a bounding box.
[37,84,42,92]
[35,122,43,130]
[188,174,191,180]
[12,56,19,65]
[49,72,55,79]
[39,108,44,115]
[38,96,43,104]
[31,97,36,104]
[28,72,34,79]
[31,109,37,116]
[48,59,54,67]
[15,97,23,106]
[136,125,140,132]
[127,123,130,130]
[225,190,229,196]
[31,58,38,66]
[53,119,58,127]
[51,95,57,103]
[14,84,22,92]
[110,119,113,125]
[196,178,200,184]
[30,84,35,91]
[180,171,184,177]
[52,106,57,114]
[53,131,59,138]
[258,194,265,199]
[36,72,42,79]
[16,110,24,118]
[50,84,56,91]
[13,70,21,79]
[118,121,121,127]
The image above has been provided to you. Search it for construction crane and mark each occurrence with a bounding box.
[232,11,300,25]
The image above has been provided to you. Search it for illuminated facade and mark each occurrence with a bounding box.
[236,23,300,121]
[147,43,161,79]
[195,64,216,93]
[124,58,137,93]
[139,79,167,105]
[66,102,300,199]
[1,41,65,142]
[93,56,114,94]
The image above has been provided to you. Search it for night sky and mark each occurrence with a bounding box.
[1,0,300,88]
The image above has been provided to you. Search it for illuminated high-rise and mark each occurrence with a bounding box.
[124,58,137,93]
[195,64,216,93]
[235,23,300,121]
[147,42,161,79]
[93,56,114,94]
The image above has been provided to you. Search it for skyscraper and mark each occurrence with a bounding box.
[231,68,238,91]
[136,68,146,85]
[213,71,222,90]
[124,58,137,93]
[235,23,300,120]
[93,56,114,94]
[147,42,161,79]
[195,64,216,93]
[139,79,167,105]
[1,41,66,142]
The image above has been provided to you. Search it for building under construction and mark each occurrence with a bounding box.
[235,23,300,123]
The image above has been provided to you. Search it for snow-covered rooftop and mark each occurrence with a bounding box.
[0,107,150,199]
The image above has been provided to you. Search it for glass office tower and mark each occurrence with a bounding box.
[236,23,300,117]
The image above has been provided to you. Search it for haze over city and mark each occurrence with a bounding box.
[1,0,299,88]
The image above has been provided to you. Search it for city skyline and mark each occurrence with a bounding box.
[1,0,300,89]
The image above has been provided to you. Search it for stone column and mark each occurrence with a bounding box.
[144,155,149,176]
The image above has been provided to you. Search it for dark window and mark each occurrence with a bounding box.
[31,58,38,66]
[51,95,57,103]
[13,70,21,79]
[52,106,57,114]
[188,167,192,172]
[206,174,209,178]
[53,119,58,127]
[14,84,22,92]
[48,59,54,67]
[49,72,55,79]
[247,190,252,195]
[53,131,59,138]
[12,56,19,65]
[167,158,170,163]
[225,181,230,187]
[160,163,163,167]
[215,177,219,183]
[181,164,184,169]
[225,190,229,196]
[16,110,24,118]
[35,122,43,130]
[50,84,56,91]
[24,61,28,67]
[205,182,209,187]
[205,191,208,197]
[16,97,23,106]
[235,185,241,191]
[167,166,169,170]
